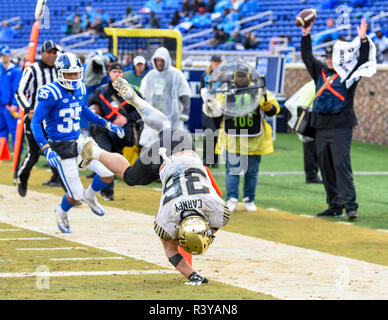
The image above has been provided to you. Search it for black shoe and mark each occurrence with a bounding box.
[17,182,27,197]
[306,176,323,184]
[49,181,62,187]
[42,180,53,186]
[347,210,358,221]
[212,163,219,169]
[103,195,114,201]
[317,208,344,218]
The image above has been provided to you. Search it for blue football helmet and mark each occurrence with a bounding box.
[55,52,83,90]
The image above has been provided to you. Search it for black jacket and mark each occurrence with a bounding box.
[88,81,142,146]
[301,34,369,129]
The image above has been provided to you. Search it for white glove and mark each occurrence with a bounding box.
[179,114,189,122]
[200,88,223,118]
[44,147,61,168]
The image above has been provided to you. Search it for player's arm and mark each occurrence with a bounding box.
[31,88,61,168]
[14,66,33,114]
[300,24,323,82]
[81,103,124,138]
[161,239,209,286]
[30,89,55,149]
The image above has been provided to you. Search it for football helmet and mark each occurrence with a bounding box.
[177,213,214,255]
[55,52,83,90]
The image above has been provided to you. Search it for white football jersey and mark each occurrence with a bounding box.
[154,151,229,240]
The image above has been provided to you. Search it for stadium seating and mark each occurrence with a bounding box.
[0,0,387,54]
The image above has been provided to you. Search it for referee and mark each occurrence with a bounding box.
[15,40,64,197]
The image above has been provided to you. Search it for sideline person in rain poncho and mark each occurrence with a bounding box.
[139,47,191,147]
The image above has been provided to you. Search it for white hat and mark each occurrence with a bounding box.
[133,55,146,65]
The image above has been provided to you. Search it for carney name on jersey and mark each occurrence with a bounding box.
[31,81,106,148]
[154,150,230,240]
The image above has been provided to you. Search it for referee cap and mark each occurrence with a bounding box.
[41,40,62,53]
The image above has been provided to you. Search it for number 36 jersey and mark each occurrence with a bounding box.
[155,150,230,240]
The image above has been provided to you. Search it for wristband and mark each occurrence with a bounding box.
[41,144,50,152]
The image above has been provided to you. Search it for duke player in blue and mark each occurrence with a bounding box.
[31,52,124,233]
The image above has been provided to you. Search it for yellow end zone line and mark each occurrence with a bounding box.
[0,270,177,278]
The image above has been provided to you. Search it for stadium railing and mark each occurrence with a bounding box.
[182,10,274,50]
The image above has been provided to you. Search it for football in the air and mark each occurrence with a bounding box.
[295,8,317,28]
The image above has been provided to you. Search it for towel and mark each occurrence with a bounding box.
[333,36,377,88]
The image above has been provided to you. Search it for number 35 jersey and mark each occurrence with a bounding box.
[31,81,106,149]
[35,81,87,143]
[155,150,230,240]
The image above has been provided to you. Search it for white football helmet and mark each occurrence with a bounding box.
[177,213,214,255]
[55,52,83,90]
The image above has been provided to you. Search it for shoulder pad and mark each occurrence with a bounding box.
[38,83,62,101]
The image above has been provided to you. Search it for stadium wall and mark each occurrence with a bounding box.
[284,64,388,146]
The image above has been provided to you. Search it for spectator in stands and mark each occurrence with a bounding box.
[125,5,136,20]
[63,19,73,35]
[144,0,164,14]
[72,14,84,34]
[122,53,134,71]
[87,62,142,201]
[125,55,150,90]
[374,30,388,64]
[169,10,182,28]
[181,0,193,15]
[200,55,223,167]
[210,26,229,47]
[313,18,339,46]
[223,31,244,50]
[97,9,109,25]
[192,0,206,13]
[238,0,260,15]
[148,11,161,28]
[90,16,105,36]
[243,31,259,49]
[139,47,191,147]
[0,46,22,149]
[206,0,217,13]
[84,50,116,99]
[81,5,96,30]
[0,22,15,41]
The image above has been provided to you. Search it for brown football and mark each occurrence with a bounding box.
[295,8,317,28]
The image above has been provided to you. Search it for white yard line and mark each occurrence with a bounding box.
[17,247,86,251]
[0,270,177,278]
[49,257,124,261]
[0,237,51,241]
[1,184,388,300]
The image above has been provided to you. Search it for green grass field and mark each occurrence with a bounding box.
[1,132,388,301]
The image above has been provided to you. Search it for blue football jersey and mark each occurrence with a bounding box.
[31,81,106,149]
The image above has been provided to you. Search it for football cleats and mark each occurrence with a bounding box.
[177,213,214,255]
[55,52,83,90]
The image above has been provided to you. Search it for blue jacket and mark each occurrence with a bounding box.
[0,62,21,106]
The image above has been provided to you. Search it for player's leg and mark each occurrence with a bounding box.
[55,157,85,233]
[83,159,114,216]
[81,138,130,179]
[112,78,171,132]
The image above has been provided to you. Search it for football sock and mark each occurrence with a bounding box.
[60,194,74,212]
[85,175,108,198]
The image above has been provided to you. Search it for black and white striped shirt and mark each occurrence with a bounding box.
[15,60,57,114]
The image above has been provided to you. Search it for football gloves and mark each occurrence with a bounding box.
[44,147,61,168]
[184,272,209,286]
[105,122,125,139]
[260,101,272,112]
